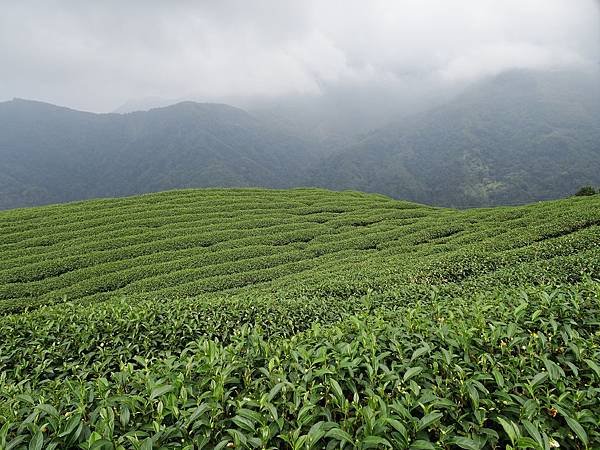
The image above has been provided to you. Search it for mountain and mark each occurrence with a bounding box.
[313,69,600,207]
[0,100,319,209]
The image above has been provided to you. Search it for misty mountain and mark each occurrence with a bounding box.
[0,100,318,209]
[1,69,598,210]
[313,70,600,207]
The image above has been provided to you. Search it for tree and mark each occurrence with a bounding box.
[574,185,597,196]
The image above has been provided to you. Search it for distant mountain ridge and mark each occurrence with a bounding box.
[0,99,319,209]
[1,69,599,209]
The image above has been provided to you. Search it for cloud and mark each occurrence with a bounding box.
[439,42,590,83]
[0,0,597,111]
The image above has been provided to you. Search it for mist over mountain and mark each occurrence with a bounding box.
[2,0,597,209]
[113,97,181,114]
[114,77,457,151]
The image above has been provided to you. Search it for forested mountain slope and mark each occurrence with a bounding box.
[314,70,600,207]
[0,100,318,209]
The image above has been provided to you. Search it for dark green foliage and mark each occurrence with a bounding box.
[1,284,599,449]
[574,186,597,197]
[0,188,599,448]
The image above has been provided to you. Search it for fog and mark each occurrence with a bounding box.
[0,0,598,113]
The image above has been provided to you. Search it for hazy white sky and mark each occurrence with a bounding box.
[1,0,598,111]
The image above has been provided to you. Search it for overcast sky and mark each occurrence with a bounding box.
[1,0,598,112]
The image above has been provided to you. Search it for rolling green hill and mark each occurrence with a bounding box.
[1,188,600,448]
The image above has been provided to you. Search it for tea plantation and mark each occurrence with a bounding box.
[1,188,599,449]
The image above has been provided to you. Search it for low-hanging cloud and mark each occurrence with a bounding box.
[0,0,598,111]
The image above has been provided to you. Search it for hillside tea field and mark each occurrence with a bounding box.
[0,188,599,449]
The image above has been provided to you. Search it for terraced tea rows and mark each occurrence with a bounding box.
[2,189,599,314]
[1,188,599,449]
